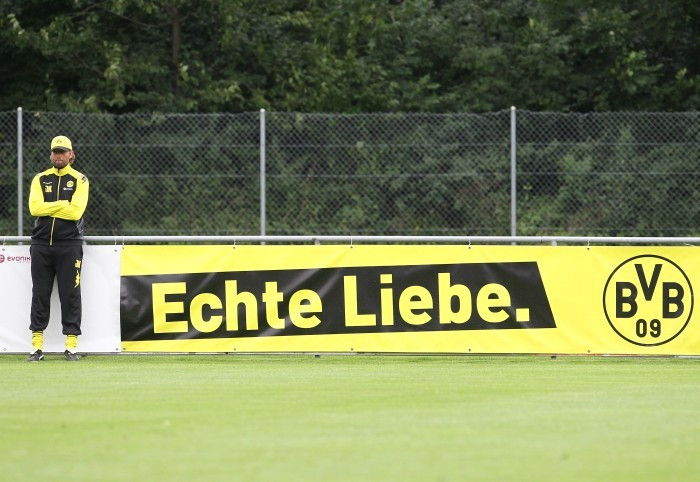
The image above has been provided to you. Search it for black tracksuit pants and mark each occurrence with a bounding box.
[30,244,83,335]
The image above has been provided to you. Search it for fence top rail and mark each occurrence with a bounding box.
[1,235,698,245]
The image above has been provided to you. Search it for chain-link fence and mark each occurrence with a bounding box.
[517,111,700,236]
[1,110,697,237]
[0,110,19,236]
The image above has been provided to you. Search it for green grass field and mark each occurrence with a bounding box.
[1,354,699,481]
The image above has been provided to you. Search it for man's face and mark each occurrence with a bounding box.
[50,149,73,169]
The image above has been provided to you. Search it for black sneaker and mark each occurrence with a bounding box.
[28,350,44,362]
[64,350,79,362]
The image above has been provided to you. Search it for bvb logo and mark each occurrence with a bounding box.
[603,255,694,346]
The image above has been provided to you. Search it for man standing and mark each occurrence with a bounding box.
[27,135,90,362]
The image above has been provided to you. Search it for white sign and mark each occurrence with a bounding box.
[0,245,121,354]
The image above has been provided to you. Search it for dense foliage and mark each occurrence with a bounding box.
[1,2,697,237]
[1,0,698,113]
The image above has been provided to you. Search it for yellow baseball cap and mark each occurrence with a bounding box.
[50,135,73,152]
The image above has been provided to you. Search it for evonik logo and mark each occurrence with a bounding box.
[0,254,31,264]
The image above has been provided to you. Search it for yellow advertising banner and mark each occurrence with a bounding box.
[120,245,698,355]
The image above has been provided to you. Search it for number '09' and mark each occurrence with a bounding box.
[636,319,661,338]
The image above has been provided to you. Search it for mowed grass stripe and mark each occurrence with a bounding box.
[1,355,699,481]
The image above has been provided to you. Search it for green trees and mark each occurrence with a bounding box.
[1,2,697,237]
[1,0,697,113]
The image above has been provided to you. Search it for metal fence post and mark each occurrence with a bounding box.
[510,106,517,237]
[260,108,266,236]
[17,107,23,236]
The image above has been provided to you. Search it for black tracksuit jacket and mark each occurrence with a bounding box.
[29,164,89,245]
[28,164,89,335]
